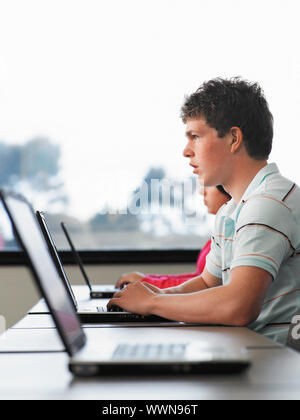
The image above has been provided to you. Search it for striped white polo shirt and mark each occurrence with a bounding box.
[205,162,300,345]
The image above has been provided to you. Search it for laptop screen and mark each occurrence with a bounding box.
[36,211,77,309]
[1,191,85,356]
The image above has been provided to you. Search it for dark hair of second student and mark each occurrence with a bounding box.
[216,184,231,199]
[180,77,274,160]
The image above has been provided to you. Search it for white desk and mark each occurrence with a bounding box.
[0,286,300,400]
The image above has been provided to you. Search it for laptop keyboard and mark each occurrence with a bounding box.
[112,343,187,360]
[96,305,126,312]
[96,306,108,312]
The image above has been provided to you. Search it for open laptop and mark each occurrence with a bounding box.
[60,221,117,299]
[35,209,173,324]
[0,189,250,376]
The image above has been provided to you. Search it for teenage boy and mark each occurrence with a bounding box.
[108,77,300,344]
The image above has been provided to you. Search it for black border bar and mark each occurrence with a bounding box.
[0,249,199,266]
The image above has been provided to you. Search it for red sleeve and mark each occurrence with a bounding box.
[195,239,211,274]
[141,239,211,289]
[141,272,198,289]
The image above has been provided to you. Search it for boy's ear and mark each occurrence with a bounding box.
[230,127,243,153]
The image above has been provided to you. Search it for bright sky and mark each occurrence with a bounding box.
[0,0,300,220]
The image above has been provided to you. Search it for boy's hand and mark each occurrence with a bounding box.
[107,282,157,315]
[115,271,145,289]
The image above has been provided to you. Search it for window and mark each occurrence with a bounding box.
[0,0,299,252]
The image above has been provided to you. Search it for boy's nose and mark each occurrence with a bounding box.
[183,142,193,158]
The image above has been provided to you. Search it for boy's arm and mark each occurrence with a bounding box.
[143,268,222,294]
[108,266,272,326]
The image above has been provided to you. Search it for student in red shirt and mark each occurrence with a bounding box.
[115,185,231,289]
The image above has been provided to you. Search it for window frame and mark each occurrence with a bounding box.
[0,249,199,266]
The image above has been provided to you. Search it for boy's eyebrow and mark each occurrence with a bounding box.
[185,130,195,137]
[185,129,202,137]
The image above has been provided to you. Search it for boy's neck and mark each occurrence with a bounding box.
[224,159,268,204]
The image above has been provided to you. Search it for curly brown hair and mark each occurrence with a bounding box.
[180,77,273,160]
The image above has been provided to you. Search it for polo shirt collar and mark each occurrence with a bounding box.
[240,162,279,201]
[227,162,279,221]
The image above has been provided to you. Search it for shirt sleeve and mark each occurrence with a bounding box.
[141,243,211,289]
[141,273,198,289]
[230,196,295,279]
[195,239,211,274]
